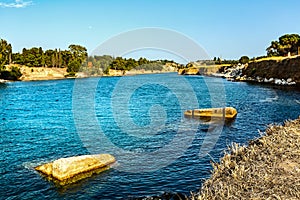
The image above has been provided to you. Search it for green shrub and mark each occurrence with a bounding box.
[0,66,22,80]
[239,56,250,64]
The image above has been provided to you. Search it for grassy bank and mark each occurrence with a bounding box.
[194,117,300,200]
[253,55,300,63]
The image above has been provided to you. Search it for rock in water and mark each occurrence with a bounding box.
[35,154,116,185]
[36,162,53,175]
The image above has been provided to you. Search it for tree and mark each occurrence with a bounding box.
[125,58,138,70]
[20,47,44,67]
[61,50,73,68]
[267,34,300,56]
[215,57,222,64]
[138,57,149,66]
[0,66,22,80]
[12,52,24,65]
[67,60,81,73]
[239,56,249,64]
[68,44,87,64]
[44,49,55,67]
[0,38,12,69]
[266,41,280,56]
[58,49,62,67]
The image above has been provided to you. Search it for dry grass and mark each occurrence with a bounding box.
[193,117,300,200]
[194,64,231,69]
[253,55,300,63]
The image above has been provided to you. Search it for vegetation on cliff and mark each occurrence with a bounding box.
[242,56,300,84]
[267,34,300,57]
[13,44,87,74]
[0,65,22,81]
[0,37,182,80]
[0,38,21,80]
[82,56,181,76]
[107,57,179,72]
[181,33,300,85]
[0,37,88,79]
[2,33,300,81]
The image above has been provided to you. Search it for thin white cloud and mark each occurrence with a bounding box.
[0,0,33,8]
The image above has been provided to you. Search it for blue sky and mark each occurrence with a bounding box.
[1,0,300,61]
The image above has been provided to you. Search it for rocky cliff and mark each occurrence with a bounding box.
[178,67,199,75]
[178,65,221,75]
[242,56,300,85]
[18,66,67,81]
[206,57,300,86]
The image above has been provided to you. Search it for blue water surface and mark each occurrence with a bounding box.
[0,73,299,199]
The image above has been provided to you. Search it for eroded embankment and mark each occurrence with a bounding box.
[195,117,300,200]
[243,56,300,85]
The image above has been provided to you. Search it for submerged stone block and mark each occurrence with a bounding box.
[35,154,116,185]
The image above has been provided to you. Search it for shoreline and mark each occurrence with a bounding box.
[2,66,299,199]
[134,117,300,199]
[194,117,300,199]
[3,65,178,82]
[19,71,177,82]
[0,79,9,83]
[179,56,300,87]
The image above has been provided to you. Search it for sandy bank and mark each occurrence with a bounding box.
[16,65,68,81]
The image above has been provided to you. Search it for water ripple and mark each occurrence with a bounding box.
[0,75,299,199]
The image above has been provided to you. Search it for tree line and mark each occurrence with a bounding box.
[107,57,166,71]
[0,38,87,80]
[266,34,300,57]
[2,33,298,80]
[0,39,12,69]
[0,38,19,80]
[0,37,181,80]
[81,56,181,76]
[210,33,300,67]
[13,44,87,73]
